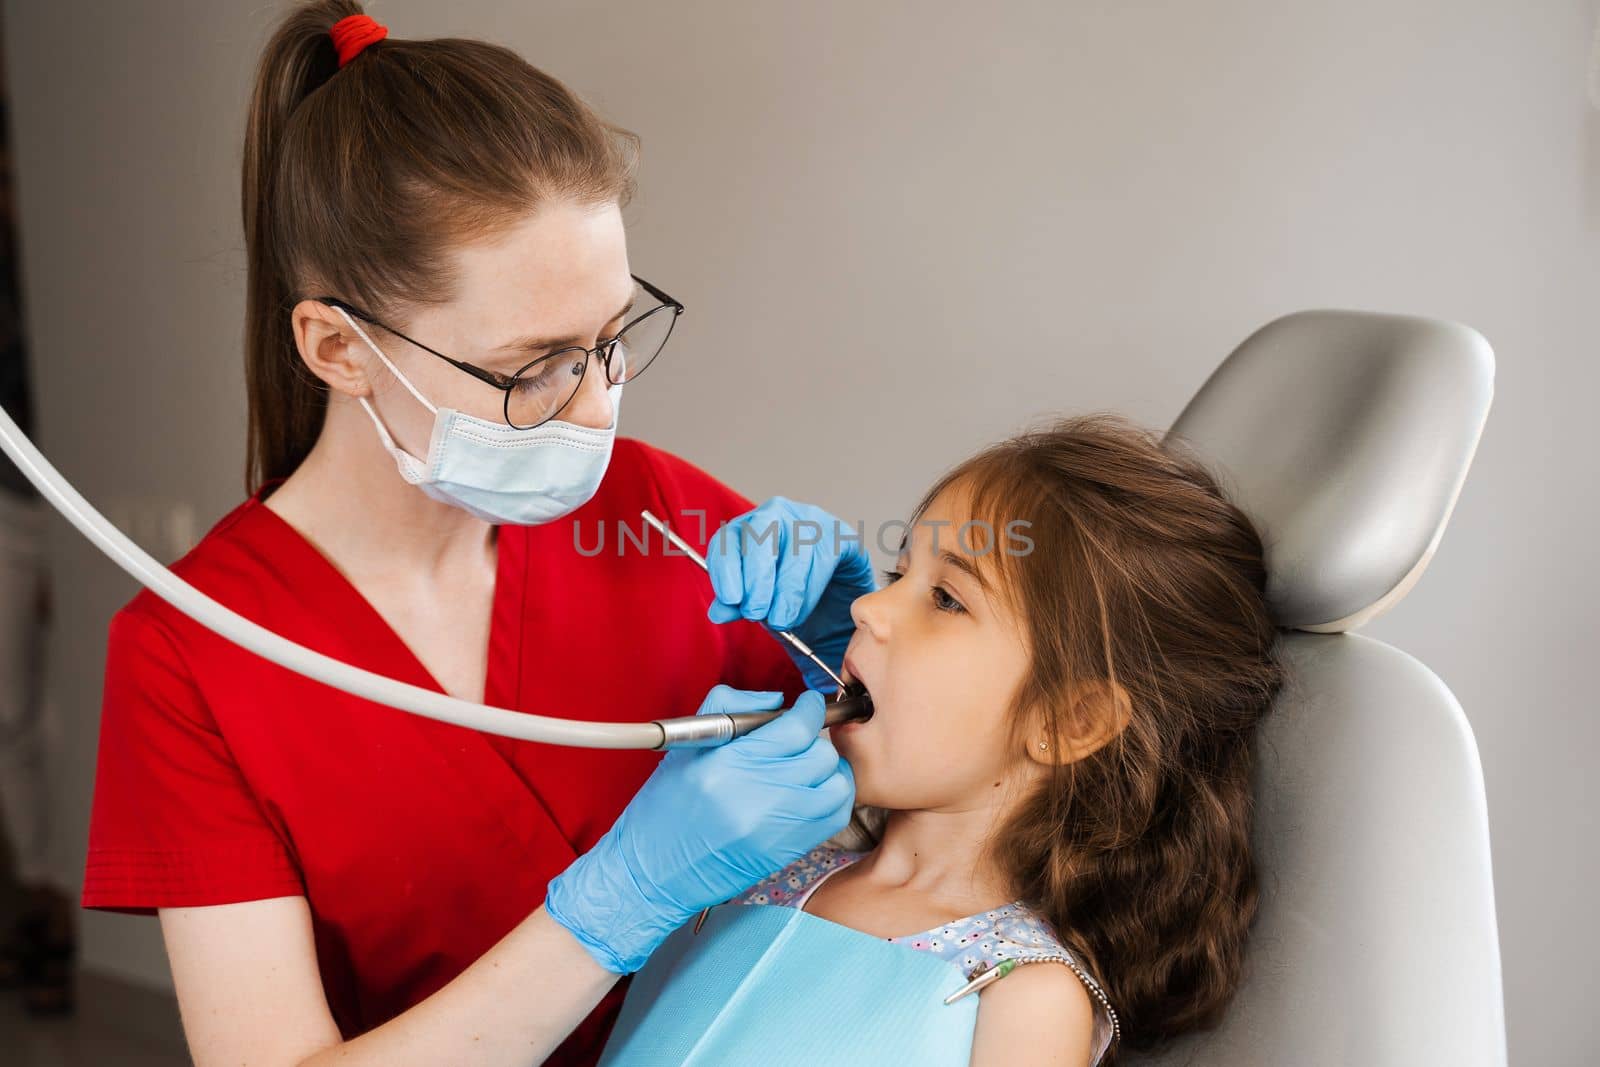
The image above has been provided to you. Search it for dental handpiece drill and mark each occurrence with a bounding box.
[640,509,873,748]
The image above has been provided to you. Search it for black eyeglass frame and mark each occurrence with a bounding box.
[314,274,684,429]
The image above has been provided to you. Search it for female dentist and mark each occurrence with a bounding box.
[80,6,868,1066]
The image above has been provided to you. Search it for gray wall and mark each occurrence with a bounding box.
[4,1,1595,1063]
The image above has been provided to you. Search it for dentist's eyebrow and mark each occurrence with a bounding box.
[493,294,637,354]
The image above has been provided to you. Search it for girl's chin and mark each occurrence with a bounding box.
[830,716,873,760]
[829,693,886,764]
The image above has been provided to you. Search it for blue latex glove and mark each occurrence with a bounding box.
[705,497,877,691]
[544,686,855,974]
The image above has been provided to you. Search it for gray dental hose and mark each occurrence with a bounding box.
[0,404,871,749]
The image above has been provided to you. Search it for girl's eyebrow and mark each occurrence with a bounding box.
[939,549,992,593]
[493,294,637,354]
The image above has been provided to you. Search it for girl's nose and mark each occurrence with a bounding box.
[850,585,889,641]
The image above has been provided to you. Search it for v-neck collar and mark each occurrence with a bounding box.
[241,487,520,707]
[233,488,552,857]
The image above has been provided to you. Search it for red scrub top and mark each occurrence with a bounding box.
[81,438,805,1065]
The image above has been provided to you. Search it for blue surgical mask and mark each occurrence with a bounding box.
[336,307,621,526]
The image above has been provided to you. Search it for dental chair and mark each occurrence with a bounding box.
[1142,309,1505,1065]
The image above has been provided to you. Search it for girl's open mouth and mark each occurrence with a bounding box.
[832,662,874,727]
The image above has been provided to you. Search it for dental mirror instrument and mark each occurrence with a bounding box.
[638,508,873,742]
[639,509,848,691]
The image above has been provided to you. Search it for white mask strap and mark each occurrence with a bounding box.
[332,305,438,415]
[357,396,404,454]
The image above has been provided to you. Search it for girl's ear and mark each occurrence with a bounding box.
[1026,678,1133,766]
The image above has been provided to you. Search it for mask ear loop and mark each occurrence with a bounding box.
[331,305,438,456]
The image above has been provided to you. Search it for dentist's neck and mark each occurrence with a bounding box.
[264,395,495,576]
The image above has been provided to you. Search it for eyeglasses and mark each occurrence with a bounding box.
[316,274,683,429]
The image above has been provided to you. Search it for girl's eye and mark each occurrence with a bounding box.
[880,568,964,614]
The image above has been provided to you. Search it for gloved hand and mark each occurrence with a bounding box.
[543,686,855,974]
[705,496,877,691]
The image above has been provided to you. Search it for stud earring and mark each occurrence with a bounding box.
[1038,741,1048,750]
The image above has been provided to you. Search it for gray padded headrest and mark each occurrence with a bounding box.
[1165,310,1494,633]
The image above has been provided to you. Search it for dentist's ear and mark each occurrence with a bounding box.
[1026,678,1134,767]
[290,297,380,399]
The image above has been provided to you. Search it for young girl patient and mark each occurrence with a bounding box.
[605,413,1285,1067]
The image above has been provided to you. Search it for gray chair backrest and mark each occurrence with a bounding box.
[1137,310,1505,1065]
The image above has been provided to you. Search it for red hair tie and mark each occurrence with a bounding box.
[330,13,388,68]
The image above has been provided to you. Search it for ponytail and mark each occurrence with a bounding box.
[241,0,352,489]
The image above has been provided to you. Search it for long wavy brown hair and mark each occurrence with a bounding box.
[844,412,1286,1060]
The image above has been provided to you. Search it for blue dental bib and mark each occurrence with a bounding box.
[599,903,979,1066]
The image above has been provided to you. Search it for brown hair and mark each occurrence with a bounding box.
[241,1,639,489]
[846,412,1286,1060]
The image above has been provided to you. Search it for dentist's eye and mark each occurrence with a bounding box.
[932,585,967,615]
[513,364,557,393]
